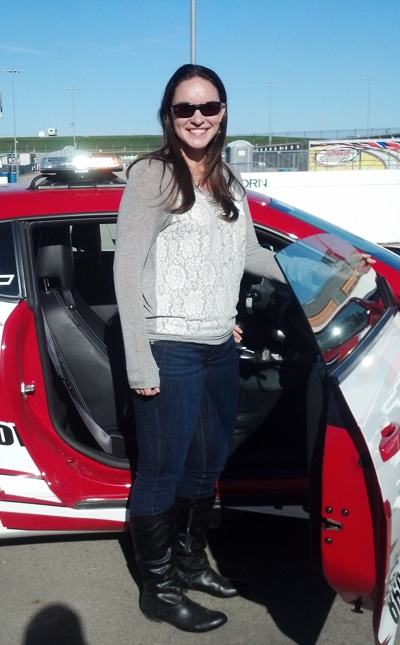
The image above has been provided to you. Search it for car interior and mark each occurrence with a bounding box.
[32,219,318,505]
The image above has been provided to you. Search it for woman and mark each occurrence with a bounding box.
[114,64,284,633]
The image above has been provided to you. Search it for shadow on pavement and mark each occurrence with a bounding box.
[206,512,336,645]
[22,603,89,645]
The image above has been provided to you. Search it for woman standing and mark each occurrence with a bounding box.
[114,64,283,633]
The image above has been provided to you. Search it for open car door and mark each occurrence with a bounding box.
[276,234,400,645]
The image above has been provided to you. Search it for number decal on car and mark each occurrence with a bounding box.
[0,275,14,286]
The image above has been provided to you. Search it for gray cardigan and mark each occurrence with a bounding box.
[114,158,283,389]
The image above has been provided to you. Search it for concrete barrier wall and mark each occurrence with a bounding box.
[241,170,400,245]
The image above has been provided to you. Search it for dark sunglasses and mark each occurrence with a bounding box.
[170,101,225,119]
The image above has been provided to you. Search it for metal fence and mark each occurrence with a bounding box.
[263,126,400,142]
[226,147,311,173]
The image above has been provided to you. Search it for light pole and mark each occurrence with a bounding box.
[4,69,21,182]
[65,87,81,148]
[190,0,196,64]
[264,80,279,145]
[362,77,377,137]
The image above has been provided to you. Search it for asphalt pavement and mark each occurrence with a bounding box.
[1,512,398,645]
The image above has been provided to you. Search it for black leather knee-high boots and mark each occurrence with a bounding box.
[130,509,227,632]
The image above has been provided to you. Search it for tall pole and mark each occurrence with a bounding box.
[362,77,377,137]
[264,80,279,145]
[190,0,196,64]
[65,87,81,148]
[4,69,21,182]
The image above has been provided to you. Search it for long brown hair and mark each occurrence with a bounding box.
[127,64,243,221]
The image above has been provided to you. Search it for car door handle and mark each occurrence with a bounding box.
[238,346,258,361]
[379,423,400,462]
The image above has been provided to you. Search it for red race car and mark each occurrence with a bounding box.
[1,153,400,644]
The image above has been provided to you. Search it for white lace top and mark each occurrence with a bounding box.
[149,187,246,340]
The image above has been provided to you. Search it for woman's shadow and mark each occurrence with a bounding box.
[22,603,88,645]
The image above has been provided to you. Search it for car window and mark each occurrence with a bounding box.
[100,223,116,251]
[70,222,116,253]
[271,196,400,273]
[0,222,21,298]
[277,233,387,367]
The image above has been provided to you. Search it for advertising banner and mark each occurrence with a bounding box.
[309,139,400,171]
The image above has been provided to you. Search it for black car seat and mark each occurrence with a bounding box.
[71,222,116,307]
[36,225,130,457]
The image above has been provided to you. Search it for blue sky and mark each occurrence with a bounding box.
[0,0,399,139]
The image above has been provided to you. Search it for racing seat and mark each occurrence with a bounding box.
[36,226,131,457]
[71,223,116,308]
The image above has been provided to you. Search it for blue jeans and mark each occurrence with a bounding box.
[130,337,239,516]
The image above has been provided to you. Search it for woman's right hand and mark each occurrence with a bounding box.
[233,324,244,344]
[134,387,160,397]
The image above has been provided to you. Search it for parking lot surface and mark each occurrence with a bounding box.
[2,513,397,645]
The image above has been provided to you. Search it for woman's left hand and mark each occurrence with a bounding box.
[356,253,376,274]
